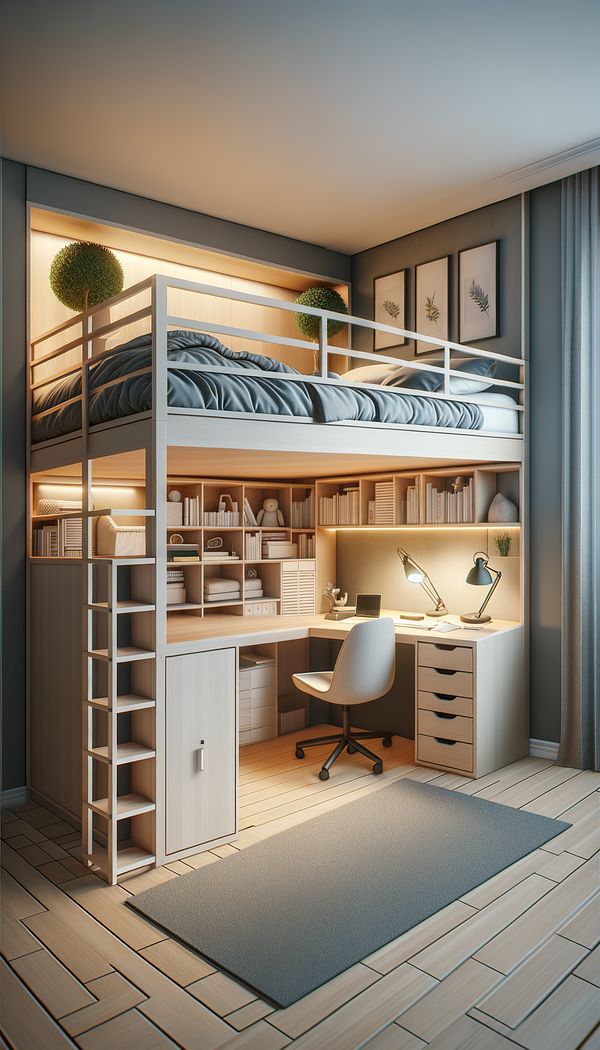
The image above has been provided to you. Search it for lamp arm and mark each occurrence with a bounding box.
[420,576,446,611]
[477,569,502,618]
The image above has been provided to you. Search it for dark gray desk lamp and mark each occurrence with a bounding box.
[461,551,502,624]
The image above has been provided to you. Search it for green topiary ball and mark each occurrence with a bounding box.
[294,286,348,340]
[49,241,124,312]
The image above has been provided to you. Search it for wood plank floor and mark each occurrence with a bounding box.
[1,726,599,1050]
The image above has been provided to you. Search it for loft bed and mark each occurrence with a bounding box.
[27,274,526,885]
[29,274,525,472]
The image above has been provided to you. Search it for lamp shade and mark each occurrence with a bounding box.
[466,556,493,587]
[402,556,424,584]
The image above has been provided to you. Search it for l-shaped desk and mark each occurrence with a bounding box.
[167,611,527,781]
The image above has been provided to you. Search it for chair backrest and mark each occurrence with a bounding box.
[327,617,396,707]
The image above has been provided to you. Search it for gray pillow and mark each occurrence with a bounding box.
[383,356,496,394]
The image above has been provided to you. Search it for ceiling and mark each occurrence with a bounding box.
[2,0,600,253]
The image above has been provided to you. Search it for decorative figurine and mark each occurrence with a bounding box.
[256,497,285,527]
[324,582,355,620]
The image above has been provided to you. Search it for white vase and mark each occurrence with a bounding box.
[487,492,518,523]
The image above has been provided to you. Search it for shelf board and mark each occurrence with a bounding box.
[203,599,243,609]
[89,556,155,565]
[90,508,155,518]
[291,527,315,532]
[87,647,155,663]
[202,526,243,531]
[87,742,156,765]
[87,845,155,877]
[166,602,203,612]
[88,601,156,614]
[86,694,156,714]
[88,793,156,820]
[166,525,202,531]
[32,511,83,521]
[319,523,521,530]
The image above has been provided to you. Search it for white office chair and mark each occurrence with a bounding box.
[293,617,396,780]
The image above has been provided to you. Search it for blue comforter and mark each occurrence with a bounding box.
[31,331,483,443]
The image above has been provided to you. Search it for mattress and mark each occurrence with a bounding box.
[478,392,520,434]
[31,331,500,444]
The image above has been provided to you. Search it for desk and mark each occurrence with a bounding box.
[163,611,526,862]
[167,610,526,776]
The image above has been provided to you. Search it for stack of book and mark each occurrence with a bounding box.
[167,501,183,526]
[374,481,394,524]
[319,486,359,525]
[291,491,314,527]
[203,549,240,562]
[243,497,258,526]
[424,479,473,523]
[296,533,315,558]
[167,567,186,605]
[32,518,82,557]
[168,544,200,563]
[402,485,420,525]
[262,532,297,559]
[245,532,262,560]
[203,502,240,526]
[182,496,200,526]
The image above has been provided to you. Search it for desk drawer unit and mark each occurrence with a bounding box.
[239,661,277,745]
[417,642,475,775]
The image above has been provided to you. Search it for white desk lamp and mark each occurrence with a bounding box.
[396,547,448,617]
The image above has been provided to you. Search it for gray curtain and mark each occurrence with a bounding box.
[559,169,600,770]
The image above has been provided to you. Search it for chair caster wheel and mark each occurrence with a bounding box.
[383,736,393,747]
[319,768,330,781]
[295,747,305,760]
[373,762,383,775]
[347,744,357,754]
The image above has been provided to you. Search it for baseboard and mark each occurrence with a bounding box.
[1,785,29,806]
[530,738,559,760]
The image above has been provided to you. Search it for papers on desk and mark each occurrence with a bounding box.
[392,619,460,633]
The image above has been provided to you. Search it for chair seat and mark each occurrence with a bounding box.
[292,670,334,697]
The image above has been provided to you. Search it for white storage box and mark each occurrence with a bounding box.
[96,515,146,557]
[167,584,187,605]
[244,599,279,616]
[263,542,298,559]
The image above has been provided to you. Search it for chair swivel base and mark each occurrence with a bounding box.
[295,708,393,780]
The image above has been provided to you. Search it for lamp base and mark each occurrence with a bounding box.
[428,607,448,618]
[460,612,491,624]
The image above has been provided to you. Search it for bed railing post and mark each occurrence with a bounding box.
[319,314,328,379]
[443,344,451,396]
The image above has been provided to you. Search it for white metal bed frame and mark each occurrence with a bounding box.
[27,275,526,884]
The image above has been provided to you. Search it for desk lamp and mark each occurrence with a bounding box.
[396,547,448,617]
[461,551,502,624]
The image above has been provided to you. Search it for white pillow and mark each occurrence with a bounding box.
[341,361,403,384]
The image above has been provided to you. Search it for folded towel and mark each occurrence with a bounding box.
[244,578,263,592]
[245,590,264,599]
[204,590,241,603]
[204,577,241,595]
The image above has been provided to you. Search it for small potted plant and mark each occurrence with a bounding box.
[50,241,124,313]
[294,285,348,371]
[494,531,512,557]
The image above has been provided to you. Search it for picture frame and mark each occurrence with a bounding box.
[373,269,407,350]
[415,256,449,354]
[459,241,498,342]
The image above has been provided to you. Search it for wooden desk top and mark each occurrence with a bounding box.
[167,610,522,655]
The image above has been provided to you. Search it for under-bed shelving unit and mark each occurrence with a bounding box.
[27,249,526,883]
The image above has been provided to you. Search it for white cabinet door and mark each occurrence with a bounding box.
[166,648,236,855]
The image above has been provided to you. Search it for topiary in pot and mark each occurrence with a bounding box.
[294,285,347,340]
[50,241,124,313]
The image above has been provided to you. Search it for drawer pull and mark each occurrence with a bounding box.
[435,737,457,746]
[436,668,458,676]
[433,643,458,651]
[434,711,456,720]
[434,692,458,702]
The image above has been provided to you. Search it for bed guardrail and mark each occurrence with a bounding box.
[29,274,525,443]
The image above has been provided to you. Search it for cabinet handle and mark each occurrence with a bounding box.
[197,739,205,772]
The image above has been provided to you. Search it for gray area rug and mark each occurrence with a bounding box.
[129,780,569,1006]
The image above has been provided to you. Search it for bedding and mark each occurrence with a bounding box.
[31,331,495,443]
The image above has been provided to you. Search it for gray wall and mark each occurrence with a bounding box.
[351,196,522,364]
[528,182,562,743]
[351,191,562,743]
[1,159,27,792]
[1,163,350,790]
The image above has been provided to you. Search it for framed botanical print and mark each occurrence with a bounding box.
[459,241,498,342]
[415,256,449,354]
[373,269,407,350]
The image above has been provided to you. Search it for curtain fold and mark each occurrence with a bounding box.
[559,169,600,770]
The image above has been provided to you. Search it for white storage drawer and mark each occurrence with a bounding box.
[417,690,473,718]
[250,725,277,744]
[250,685,276,710]
[417,734,473,773]
[248,665,276,689]
[418,666,474,698]
[418,709,473,743]
[251,705,276,730]
[418,642,473,672]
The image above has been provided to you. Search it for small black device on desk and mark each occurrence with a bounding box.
[355,593,382,618]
